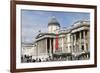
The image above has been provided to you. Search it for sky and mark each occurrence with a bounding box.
[21,9,90,43]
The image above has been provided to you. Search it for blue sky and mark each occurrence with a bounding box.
[21,9,90,43]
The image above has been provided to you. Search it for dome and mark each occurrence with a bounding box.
[48,16,60,27]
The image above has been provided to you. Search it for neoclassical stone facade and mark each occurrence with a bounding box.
[21,17,90,62]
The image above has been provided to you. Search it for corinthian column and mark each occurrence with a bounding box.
[74,34,76,53]
[83,30,86,51]
[79,31,82,52]
[45,39,47,55]
[71,35,73,53]
[49,39,52,57]
[53,39,55,53]
[62,38,64,52]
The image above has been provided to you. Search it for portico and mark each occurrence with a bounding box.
[71,24,90,59]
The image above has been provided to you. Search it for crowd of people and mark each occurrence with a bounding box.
[21,53,90,63]
[21,55,72,63]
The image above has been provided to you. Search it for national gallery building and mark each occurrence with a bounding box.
[21,17,90,62]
